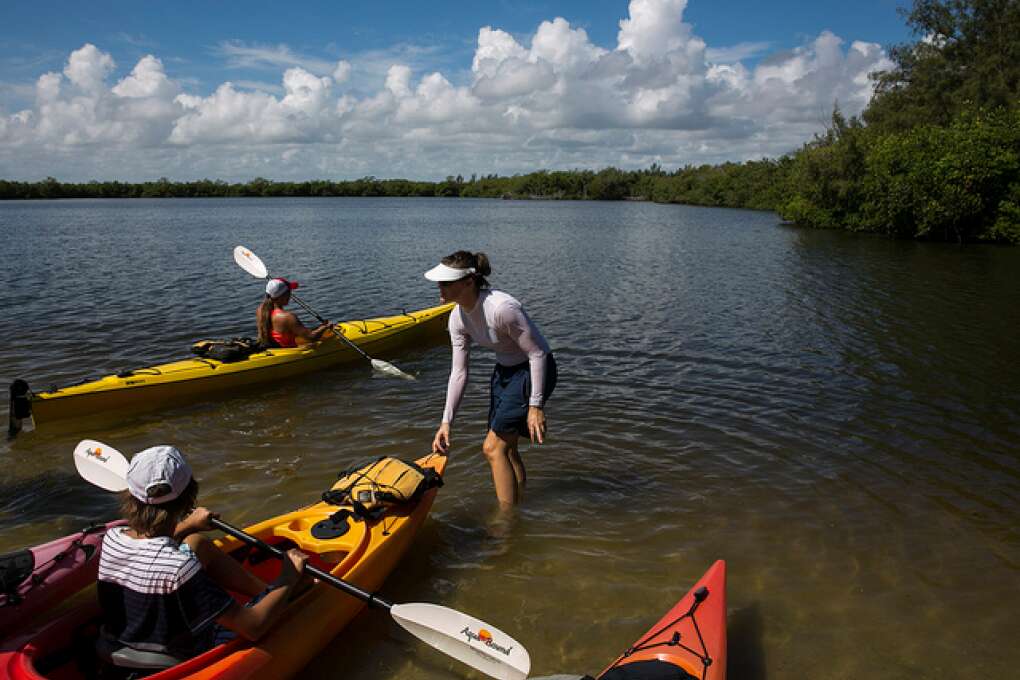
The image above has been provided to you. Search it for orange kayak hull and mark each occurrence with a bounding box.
[599,560,726,680]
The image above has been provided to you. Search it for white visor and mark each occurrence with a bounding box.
[424,263,476,282]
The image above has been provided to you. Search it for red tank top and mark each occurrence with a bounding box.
[270,309,297,348]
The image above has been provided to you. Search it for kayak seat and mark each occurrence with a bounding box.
[0,548,34,600]
[95,631,185,671]
[600,660,697,680]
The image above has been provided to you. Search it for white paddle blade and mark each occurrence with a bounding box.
[371,358,416,381]
[73,439,129,492]
[391,603,530,680]
[233,245,268,279]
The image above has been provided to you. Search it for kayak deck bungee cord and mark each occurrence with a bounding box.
[597,560,727,680]
[9,303,453,432]
[0,521,126,638]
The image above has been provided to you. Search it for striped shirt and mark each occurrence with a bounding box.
[98,527,234,656]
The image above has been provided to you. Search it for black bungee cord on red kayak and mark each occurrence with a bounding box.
[601,585,713,680]
[0,525,106,607]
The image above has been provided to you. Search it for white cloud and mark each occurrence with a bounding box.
[36,72,62,103]
[281,68,332,114]
[531,18,607,72]
[63,43,114,93]
[230,80,285,95]
[0,0,895,180]
[215,41,336,75]
[472,27,528,79]
[169,74,331,145]
[706,41,773,64]
[618,0,700,64]
[332,60,352,84]
[473,58,556,99]
[111,55,178,99]
[385,64,412,98]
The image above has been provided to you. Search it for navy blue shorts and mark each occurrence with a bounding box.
[488,354,557,436]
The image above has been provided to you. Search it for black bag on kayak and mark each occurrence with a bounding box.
[190,337,261,363]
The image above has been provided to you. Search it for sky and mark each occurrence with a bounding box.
[0,0,913,182]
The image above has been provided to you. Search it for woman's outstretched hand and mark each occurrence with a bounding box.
[432,422,451,453]
[527,406,546,444]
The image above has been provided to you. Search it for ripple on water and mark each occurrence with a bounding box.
[2,199,1019,679]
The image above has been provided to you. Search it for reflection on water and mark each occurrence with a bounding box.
[2,198,1018,678]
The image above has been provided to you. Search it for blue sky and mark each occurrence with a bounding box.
[0,0,913,181]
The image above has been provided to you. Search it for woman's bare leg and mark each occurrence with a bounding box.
[507,439,526,490]
[482,429,520,508]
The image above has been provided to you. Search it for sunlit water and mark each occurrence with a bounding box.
[1,198,1018,678]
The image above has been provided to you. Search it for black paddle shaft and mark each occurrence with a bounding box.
[210,518,393,610]
[280,288,373,362]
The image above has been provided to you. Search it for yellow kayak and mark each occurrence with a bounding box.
[14,303,452,427]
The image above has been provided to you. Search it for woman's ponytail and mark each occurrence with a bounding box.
[441,250,491,289]
[256,296,275,347]
[472,252,491,279]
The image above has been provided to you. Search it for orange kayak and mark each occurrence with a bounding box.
[0,453,446,680]
[597,560,727,680]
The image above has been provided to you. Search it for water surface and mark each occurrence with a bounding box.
[1,198,1018,678]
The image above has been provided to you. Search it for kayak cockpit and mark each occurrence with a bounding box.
[7,526,365,680]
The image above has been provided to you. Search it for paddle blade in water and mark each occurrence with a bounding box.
[391,603,530,680]
[371,358,416,381]
[233,245,268,279]
[73,439,129,492]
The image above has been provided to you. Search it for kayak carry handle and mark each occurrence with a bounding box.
[8,379,32,438]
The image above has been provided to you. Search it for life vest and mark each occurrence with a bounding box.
[322,457,443,521]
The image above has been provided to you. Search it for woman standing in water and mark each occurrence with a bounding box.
[425,251,557,508]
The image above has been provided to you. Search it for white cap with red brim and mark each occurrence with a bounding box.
[266,277,300,298]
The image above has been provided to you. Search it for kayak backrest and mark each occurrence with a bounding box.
[601,660,697,680]
[96,629,186,670]
[0,548,35,602]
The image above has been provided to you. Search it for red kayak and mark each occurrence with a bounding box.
[0,521,124,638]
[598,560,726,680]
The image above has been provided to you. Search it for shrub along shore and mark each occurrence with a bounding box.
[2,1,1017,244]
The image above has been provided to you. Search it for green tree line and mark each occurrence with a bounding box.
[777,0,1020,243]
[3,1,1017,243]
[0,165,787,207]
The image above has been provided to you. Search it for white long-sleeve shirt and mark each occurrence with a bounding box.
[442,289,551,424]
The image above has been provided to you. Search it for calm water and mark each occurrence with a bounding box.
[1,198,1018,679]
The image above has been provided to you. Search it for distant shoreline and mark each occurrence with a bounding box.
[0,165,783,215]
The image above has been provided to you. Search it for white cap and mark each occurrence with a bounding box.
[127,446,193,505]
[266,277,299,299]
[424,263,475,282]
